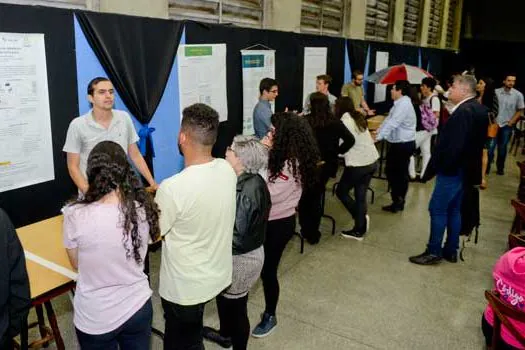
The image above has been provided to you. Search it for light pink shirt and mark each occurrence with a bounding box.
[266,162,302,221]
[484,247,525,348]
[63,202,151,335]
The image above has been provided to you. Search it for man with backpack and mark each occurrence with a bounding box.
[409,78,441,180]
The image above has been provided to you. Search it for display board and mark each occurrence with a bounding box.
[241,49,275,135]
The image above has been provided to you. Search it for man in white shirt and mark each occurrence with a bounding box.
[373,80,416,213]
[155,103,237,350]
[302,74,337,114]
[63,77,157,194]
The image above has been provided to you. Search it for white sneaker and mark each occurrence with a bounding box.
[365,215,370,233]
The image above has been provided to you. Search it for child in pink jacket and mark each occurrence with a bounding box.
[483,247,525,349]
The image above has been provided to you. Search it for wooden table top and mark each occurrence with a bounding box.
[16,215,75,299]
[367,115,386,130]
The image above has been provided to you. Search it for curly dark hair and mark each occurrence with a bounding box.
[307,92,337,129]
[75,141,160,265]
[268,112,321,190]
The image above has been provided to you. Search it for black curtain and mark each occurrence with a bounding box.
[0,4,78,227]
[76,12,183,171]
[422,47,458,83]
[185,22,345,157]
[457,39,525,90]
[346,39,368,75]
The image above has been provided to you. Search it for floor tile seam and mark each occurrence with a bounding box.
[355,240,502,273]
[246,305,385,350]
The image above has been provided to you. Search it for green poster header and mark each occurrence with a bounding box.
[185,46,213,57]
[242,55,264,68]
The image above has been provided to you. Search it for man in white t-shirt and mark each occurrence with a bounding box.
[155,103,237,350]
[409,77,441,180]
[63,77,157,194]
[302,74,337,114]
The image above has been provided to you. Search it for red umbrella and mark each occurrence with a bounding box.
[366,64,433,84]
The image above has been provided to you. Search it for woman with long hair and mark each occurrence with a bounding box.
[335,97,379,240]
[477,77,499,189]
[63,141,160,349]
[298,92,354,244]
[203,136,271,350]
[252,112,321,338]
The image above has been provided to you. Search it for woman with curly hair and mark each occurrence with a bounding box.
[252,112,321,338]
[63,140,160,350]
[299,92,354,244]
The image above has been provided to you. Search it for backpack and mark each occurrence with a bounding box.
[420,100,439,132]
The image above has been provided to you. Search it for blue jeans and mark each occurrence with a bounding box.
[76,299,152,350]
[427,174,464,256]
[488,125,513,172]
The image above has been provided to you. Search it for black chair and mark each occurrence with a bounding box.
[485,290,525,349]
[144,241,165,340]
[294,183,335,255]
[510,119,525,156]
[143,188,165,341]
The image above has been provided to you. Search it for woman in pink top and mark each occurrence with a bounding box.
[252,112,321,338]
[482,247,525,349]
[63,141,160,350]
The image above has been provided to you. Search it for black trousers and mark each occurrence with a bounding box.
[161,298,206,350]
[261,215,295,316]
[217,295,249,350]
[0,336,13,350]
[336,162,377,233]
[298,164,332,241]
[385,141,415,205]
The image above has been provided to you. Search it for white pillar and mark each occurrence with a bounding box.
[99,0,169,19]
[391,0,406,43]
[345,0,366,39]
[420,0,432,46]
[263,0,302,32]
[439,0,451,48]
[452,0,464,49]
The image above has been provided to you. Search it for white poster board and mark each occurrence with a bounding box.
[303,47,327,104]
[177,44,228,122]
[374,51,389,103]
[241,50,275,135]
[0,32,54,192]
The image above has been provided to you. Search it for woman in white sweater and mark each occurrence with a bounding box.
[335,97,379,240]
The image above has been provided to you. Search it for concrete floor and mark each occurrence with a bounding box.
[28,154,520,349]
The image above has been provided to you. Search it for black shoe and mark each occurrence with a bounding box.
[382,203,404,213]
[203,326,232,348]
[302,232,321,245]
[443,252,458,263]
[409,252,442,265]
[341,229,365,241]
[497,170,505,175]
